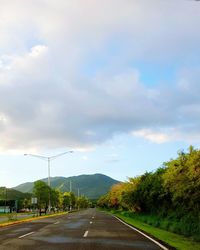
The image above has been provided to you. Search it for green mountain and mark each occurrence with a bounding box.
[13,174,119,199]
[0,187,31,200]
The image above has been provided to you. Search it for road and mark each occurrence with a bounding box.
[0,209,167,250]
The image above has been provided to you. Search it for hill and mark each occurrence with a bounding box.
[0,187,31,200]
[13,174,119,199]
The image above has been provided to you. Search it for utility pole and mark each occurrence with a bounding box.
[4,187,7,213]
[69,180,72,211]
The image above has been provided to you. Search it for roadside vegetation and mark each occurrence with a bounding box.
[98,146,200,249]
[0,180,91,222]
[32,180,91,215]
[108,210,200,250]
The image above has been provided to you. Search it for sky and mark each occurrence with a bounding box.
[0,0,200,188]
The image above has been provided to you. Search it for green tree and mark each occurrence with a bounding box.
[33,181,50,215]
[76,196,90,209]
[62,192,71,210]
[22,198,31,210]
[163,147,200,216]
[51,189,62,211]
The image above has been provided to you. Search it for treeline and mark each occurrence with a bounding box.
[98,146,200,239]
[24,180,90,215]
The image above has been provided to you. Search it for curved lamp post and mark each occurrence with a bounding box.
[24,150,73,212]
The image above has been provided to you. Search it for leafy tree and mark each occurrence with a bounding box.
[51,189,62,211]
[76,196,90,209]
[22,198,31,210]
[163,147,200,216]
[62,192,71,210]
[33,180,50,215]
[97,194,110,208]
[98,146,200,238]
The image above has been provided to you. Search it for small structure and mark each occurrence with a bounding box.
[0,206,10,213]
[0,200,16,213]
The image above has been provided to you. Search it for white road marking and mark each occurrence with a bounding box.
[18,231,35,239]
[83,230,89,237]
[113,216,169,250]
[90,221,93,224]
[54,221,60,225]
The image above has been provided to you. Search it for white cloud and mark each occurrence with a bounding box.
[0,1,200,152]
[132,129,171,144]
[29,45,48,57]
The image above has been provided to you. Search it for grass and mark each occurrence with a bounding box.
[0,211,68,227]
[108,210,200,250]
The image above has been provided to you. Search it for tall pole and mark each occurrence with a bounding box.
[77,188,80,210]
[24,150,73,213]
[4,187,7,213]
[69,180,72,211]
[48,157,51,211]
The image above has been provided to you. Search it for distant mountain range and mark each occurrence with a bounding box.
[13,174,119,199]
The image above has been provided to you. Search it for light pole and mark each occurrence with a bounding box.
[24,150,73,212]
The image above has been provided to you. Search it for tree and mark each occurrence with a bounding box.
[163,147,200,216]
[76,196,90,209]
[22,198,31,210]
[33,181,50,215]
[62,192,71,211]
[51,189,62,211]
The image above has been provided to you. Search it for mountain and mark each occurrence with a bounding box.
[13,174,119,199]
[0,187,31,200]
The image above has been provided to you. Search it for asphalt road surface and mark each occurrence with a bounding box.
[0,209,166,250]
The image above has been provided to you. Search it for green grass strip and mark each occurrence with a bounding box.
[110,211,200,250]
[0,211,68,227]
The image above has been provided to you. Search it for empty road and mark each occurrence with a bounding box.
[0,209,167,250]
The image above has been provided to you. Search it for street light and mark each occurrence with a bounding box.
[24,150,73,212]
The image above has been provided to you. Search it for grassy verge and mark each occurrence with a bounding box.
[0,211,68,227]
[108,210,200,250]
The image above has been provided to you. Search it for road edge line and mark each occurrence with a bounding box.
[113,215,169,250]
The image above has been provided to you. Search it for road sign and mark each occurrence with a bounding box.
[31,197,37,204]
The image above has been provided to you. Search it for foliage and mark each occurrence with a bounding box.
[76,196,90,209]
[111,210,200,250]
[33,180,50,215]
[98,146,200,239]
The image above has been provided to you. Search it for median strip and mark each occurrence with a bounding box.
[0,212,68,228]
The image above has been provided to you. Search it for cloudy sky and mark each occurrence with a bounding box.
[0,0,200,187]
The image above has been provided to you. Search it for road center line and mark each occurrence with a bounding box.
[83,230,89,237]
[18,231,35,239]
